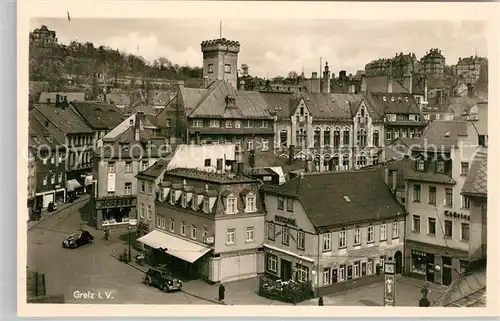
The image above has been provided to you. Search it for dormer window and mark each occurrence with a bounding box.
[170,190,176,205]
[226,196,237,215]
[181,193,187,208]
[203,197,210,213]
[192,195,198,210]
[245,194,257,213]
[417,160,425,171]
[436,160,445,173]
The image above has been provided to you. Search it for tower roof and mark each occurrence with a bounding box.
[201,38,240,53]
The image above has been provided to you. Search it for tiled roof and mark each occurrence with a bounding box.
[391,157,456,185]
[303,93,360,120]
[447,97,485,116]
[363,76,409,94]
[28,113,56,148]
[258,92,296,119]
[32,104,94,135]
[179,87,208,113]
[462,148,487,196]
[105,92,130,106]
[166,167,257,184]
[367,92,421,115]
[152,92,173,106]
[433,266,486,307]
[137,157,172,180]
[39,92,86,103]
[262,169,404,228]
[189,80,273,119]
[70,102,124,130]
[413,121,468,152]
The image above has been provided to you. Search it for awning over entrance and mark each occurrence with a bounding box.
[137,230,211,263]
[65,179,82,192]
[84,175,93,186]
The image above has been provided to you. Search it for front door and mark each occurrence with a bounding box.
[442,256,452,286]
[280,259,292,281]
[394,251,403,274]
[426,253,435,283]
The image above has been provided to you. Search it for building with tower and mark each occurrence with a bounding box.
[201,38,240,89]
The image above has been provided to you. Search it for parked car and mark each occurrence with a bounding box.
[143,267,182,292]
[62,230,94,248]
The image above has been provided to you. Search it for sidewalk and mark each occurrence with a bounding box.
[27,195,90,231]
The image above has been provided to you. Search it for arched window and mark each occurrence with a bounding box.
[334,127,341,147]
[323,154,331,171]
[356,153,367,168]
[342,153,350,168]
[373,130,380,147]
[280,130,288,149]
[357,129,367,147]
[324,127,331,146]
[314,154,321,168]
[343,127,350,146]
[332,154,340,170]
[314,127,321,147]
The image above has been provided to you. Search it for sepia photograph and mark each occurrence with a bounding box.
[17,1,498,317]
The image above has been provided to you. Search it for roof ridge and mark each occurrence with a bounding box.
[189,80,225,116]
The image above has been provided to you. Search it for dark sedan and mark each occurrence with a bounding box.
[62,230,94,248]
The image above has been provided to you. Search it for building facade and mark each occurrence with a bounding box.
[261,170,406,296]
[419,48,446,76]
[138,166,265,283]
[91,112,170,229]
[201,38,240,89]
[455,56,487,85]
[29,25,58,48]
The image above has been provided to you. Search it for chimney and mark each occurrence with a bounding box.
[348,84,356,94]
[288,145,295,165]
[237,162,244,175]
[55,94,60,107]
[408,69,413,95]
[387,75,393,94]
[360,75,367,93]
[424,77,428,102]
[46,98,51,104]
[322,62,330,94]
[62,96,68,109]
[311,72,318,79]
[239,80,245,91]
[392,170,397,192]
[134,112,143,141]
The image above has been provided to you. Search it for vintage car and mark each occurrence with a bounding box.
[143,267,182,292]
[62,230,94,248]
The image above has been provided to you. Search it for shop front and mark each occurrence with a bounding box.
[35,187,66,208]
[93,196,136,229]
[263,244,315,284]
[137,230,212,281]
[405,240,468,285]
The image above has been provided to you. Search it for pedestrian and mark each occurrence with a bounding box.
[104,227,109,240]
[318,296,324,306]
[419,287,430,307]
[218,283,225,302]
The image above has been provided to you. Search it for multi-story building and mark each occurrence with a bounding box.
[261,170,406,296]
[138,165,265,283]
[365,53,419,79]
[91,112,170,229]
[455,56,487,85]
[201,38,240,89]
[389,119,486,285]
[419,48,446,76]
[30,99,94,197]
[29,25,58,48]
[28,113,67,208]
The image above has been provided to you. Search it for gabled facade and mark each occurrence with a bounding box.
[261,170,406,296]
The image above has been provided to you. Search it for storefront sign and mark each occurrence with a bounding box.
[275,215,297,226]
[384,260,396,307]
[96,198,135,209]
[348,245,380,259]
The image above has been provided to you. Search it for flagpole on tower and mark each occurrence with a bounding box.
[220,20,222,39]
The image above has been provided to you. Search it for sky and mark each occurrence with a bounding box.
[30,18,488,78]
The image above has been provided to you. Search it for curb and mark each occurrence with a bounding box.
[27,196,90,231]
[109,250,226,305]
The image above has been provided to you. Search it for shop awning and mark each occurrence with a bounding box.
[84,175,93,186]
[65,179,82,192]
[264,244,315,263]
[137,230,212,263]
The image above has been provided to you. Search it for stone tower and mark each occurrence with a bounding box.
[201,38,240,89]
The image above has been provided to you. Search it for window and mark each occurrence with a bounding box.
[322,128,331,146]
[297,230,305,250]
[147,183,153,195]
[226,196,237,214]
[267,254,278,273]
[380,224,387,241]
[170,219,175,232]
[225,120,232,128]
[203,198,210,213]
[339,265,346,281]
[445,188,453,207]
[58,172,62,183]
[413,215,421,233]
[460,162,469,176]
[140,181,145,193]
[124,182,132,195]
[461,223,470,241]
[140,203,145,218]
[244,120,253,128]
[204,159,211,167]
[286,199,293,212]
[380,256,385,271]
[234,120,241,128]
[245,194,256,213]
[353,228,361,246]
[444,220,453,238]
[342,154,349,167]
[367,226,374,243]
[428,186,436,205]
[279,130,288,148]
[125,161,132,173]
[357,129,367,147]
[314,128,321,147]
[296,264,309,283]
[353,261,360,278]
[417,160,425,171]
[462,195,470,209]
[246,140,254,151]
[356,155,367,167]
[323,268,331,285]
[413,184,421,202]
[181,222,186,236]
[226,229,235,245]
[191,225,197,239]
[282,226,290,245]
[323,233,332,251]
[209,119,220,128]
[366,260,373,275]
[428,217,436,235]
[338,230,347,248]
[107,162,115,173]
[261,139,269,151]
[246,226,255,243]
[333,128,341,147]
[343,129,350,146]
[373,130,380,147]
[386,130,392,141]
[50,173,55,184]
[436,160,445,173]
[267,222,275,240]
[392,221,399,238]
[277,197,284,210]
[146,204,152,220]
[181,193,187,208]
[192,119,203,128]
